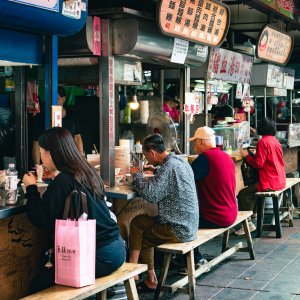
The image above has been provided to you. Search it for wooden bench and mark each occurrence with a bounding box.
[155,211,255,300]
[256,177,300,238]
[20,262,147,300]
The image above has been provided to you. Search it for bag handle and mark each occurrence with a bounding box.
[63,190,88,220]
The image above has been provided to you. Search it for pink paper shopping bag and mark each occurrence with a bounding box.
[55,190,96,287]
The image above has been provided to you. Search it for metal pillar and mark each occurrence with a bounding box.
[100,19,115,187]
[14,67,27,176]
[44,35,58,129]
[263,86,267,117]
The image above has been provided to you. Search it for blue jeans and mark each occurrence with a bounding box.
[96,235,126,277]
[29,235,126,294]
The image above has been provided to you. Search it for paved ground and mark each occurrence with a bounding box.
[138,217,300,300]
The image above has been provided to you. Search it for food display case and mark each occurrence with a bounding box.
[287,123,300,148]
[213,121,250,150]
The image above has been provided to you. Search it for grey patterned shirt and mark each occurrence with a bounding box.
[132,152,199,242]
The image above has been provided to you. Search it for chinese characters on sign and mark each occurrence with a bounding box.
[158,0,230,46]
[256,25,293,65]
[184,92,202,115]
[93,17,101,56]
[170,38,189,64]
[108,57,115,161]
[266,64,295,89]
[8,0,59,11]
[207,48,253,84]
[62,0,82,19]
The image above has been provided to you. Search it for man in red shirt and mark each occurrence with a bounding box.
[189,126,238,264]
[235,117,285,235]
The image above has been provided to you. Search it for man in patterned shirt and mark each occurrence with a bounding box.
[128,133,199,292]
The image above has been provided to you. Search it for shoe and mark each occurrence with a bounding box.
[178,259,210,275]
[170,255,186,269]
[136,281,156,293]
[195,258,208,268]
[234,221,256,236]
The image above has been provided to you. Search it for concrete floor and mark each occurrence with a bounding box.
[138,217,300,300]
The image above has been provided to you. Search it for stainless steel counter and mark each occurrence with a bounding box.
[105,184,138,200]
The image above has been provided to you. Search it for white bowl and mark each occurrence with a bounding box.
[125,173,133,184]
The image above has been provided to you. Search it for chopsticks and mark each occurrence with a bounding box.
[93,144,99,154]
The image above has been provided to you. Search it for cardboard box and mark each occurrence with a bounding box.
[113,197,158,241]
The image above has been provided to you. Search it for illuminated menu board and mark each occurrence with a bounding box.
[256,25,293,65]
[157,0,230,47]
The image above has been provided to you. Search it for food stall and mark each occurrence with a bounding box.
[250,63,299,176]
[185,47,254,193]
[56,0,232,237]
[0,1,87,298]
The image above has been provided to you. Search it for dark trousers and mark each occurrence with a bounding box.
[237,184,258,213]
[194,217,224,262]
[29,235,126,294]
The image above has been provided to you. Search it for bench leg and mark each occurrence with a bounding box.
[242,219,255,260]
[222,230,229,252]
[124,277,139,300]
[256,197,265,238]
[96,290,107,300]
[186,250,196,300]
[154,253,172,300]
[273,196,282,238]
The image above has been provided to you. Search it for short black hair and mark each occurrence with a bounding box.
[143,133,166,153]
[257,117,276,136]
[58,86,66,98]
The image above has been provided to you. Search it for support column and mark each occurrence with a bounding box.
[44,35,58,129]
[100,19,115,187]
[14,67,27,176]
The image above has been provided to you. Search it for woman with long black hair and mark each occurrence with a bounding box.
[23,127,125,294]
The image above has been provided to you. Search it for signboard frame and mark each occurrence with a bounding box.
[207,48,253,84]
[256,24,294,66]
[157,0,231,47]
[8,0,59,11]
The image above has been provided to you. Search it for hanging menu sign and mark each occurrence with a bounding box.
[157,0,230,47]
[256,25,293,65]
[207,48,253,84]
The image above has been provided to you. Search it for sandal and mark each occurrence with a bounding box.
[136,281,156,293]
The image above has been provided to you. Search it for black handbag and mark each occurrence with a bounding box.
[241,150,259,186]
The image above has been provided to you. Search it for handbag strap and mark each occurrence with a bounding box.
[63,190,88,220]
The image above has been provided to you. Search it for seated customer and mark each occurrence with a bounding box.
[235,117,286,235]
[189,126,237,261]
[23,127,125,294]
[129,133,199,292]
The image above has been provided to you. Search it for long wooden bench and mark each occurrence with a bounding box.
[256,177,300,238]
[20,262,147,300]
[155,211,255,300]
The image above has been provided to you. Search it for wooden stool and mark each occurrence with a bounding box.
[256,178,300,238]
